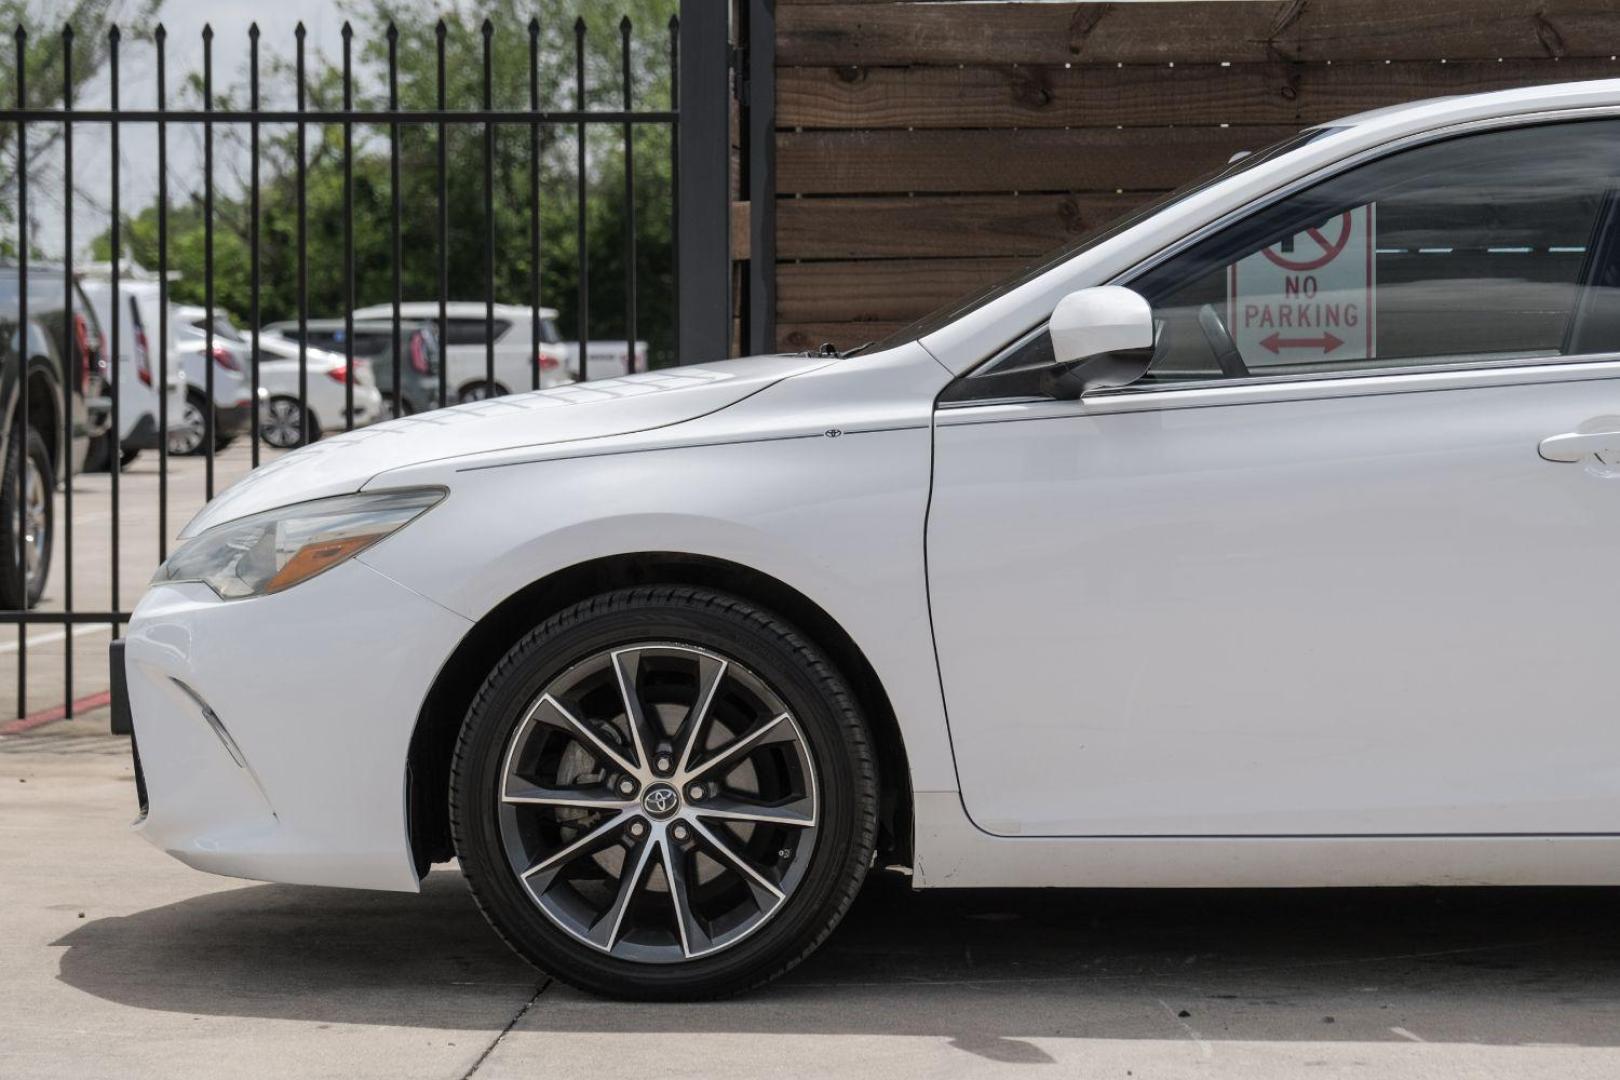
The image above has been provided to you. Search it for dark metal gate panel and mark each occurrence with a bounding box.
[1,10,733,724]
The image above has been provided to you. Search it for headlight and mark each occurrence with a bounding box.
[152,488,444,600]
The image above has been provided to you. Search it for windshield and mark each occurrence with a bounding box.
[866,129,1337,352]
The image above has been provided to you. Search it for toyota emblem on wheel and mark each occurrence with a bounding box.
[641,784,679,818]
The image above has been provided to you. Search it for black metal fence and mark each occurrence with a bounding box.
[1,10,717,723]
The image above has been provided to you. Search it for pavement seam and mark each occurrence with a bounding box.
[462,979,550,1080]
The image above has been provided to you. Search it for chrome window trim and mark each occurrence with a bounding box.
[935,352,1620,426]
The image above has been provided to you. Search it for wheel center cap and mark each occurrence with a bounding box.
[641,783,680,819]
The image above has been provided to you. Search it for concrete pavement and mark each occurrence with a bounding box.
[3,726,1620,1079]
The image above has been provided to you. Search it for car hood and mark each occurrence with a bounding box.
[182,353,831,537]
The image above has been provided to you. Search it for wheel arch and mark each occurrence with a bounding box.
[405,551,914,877]
[23,355,64,474]
[456,378,511,402]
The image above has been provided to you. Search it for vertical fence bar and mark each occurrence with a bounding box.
[201,25,218,498]
[109,27,122,631]
[388,24,402,418]
[156,26,169,551]
[574,18,589,382]
[482,19,495,393]
[342,22,355,431]
[435,20,447,410]
[620,17,637,374]
[668,14,679,363]
[295,23,308,442]
[745,0,777,356]
[249,24,260,466]
[202,25,216,500]
[13,25,26,717]
[60,25,74,713]
[675,0,729,364]
[529,18,541,391]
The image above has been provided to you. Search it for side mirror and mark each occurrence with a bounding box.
[1044,286,1157,399]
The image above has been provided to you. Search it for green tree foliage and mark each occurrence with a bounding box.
[98,0,680,365]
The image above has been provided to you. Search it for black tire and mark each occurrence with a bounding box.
[379,394,417,421]
[85,438,139,472]
[0,424,53,610]
[83,434,112,473]
[169,389,210,456]
[260,395,315,449]
[457,381,510,404]
[451,586,878,1000]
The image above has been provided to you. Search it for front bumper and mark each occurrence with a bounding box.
[346,385,384,428]
[114,559,472,892]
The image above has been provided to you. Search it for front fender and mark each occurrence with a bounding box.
[357,424,959,796]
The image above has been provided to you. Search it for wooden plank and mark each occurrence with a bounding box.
[777,321,904,352]
[731,201,752,260]
[777,257,1028,322]
[778,57,1620,130]
[779,2,1620,66]
[777,126,1297,195]
[777,193,1145,259]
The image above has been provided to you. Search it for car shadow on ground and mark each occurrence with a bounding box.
[53,871,1620,1059]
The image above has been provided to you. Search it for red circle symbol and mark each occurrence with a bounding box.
[1261,212,1353,272]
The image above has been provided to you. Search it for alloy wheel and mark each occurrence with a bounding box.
[261,398,308,448]
[495,643,819,964]
[168,398,206,455]
[21,454,47,588]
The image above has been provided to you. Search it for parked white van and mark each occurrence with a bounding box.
[77,268,187,470]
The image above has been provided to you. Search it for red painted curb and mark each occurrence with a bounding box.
[1,691,114,736]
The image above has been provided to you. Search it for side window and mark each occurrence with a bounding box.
[443,318,512,346]
[1131,120,1620,385]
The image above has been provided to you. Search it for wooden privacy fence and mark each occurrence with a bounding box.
[753,0,1620,352]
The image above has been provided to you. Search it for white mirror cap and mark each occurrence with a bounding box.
[1048,286,1155,366]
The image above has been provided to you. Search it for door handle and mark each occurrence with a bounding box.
[1539,429,1620,463]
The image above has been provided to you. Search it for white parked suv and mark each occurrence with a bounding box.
[117,81,1620,1000]
[77,270,187,470]
[250,335,383,448]
[350,301,574,402]
[560,336,650,384]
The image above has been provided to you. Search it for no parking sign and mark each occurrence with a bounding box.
[1227,205,1376,366]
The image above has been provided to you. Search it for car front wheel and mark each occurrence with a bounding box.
[260,396,315,449]
[457,381,509,403]
[0,423,53,609]
[451,586,877,999]
[168,391,208,456]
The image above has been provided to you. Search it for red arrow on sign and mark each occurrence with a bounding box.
[1260,331,1344,355]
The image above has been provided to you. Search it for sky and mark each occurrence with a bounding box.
[26,0,379,262]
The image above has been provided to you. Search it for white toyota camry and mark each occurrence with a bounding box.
[113,81,1620,999]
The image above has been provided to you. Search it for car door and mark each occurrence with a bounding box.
[928,117,1620,838]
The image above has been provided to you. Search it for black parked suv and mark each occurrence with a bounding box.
[2,265,108,609]
[259,318,441,418]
